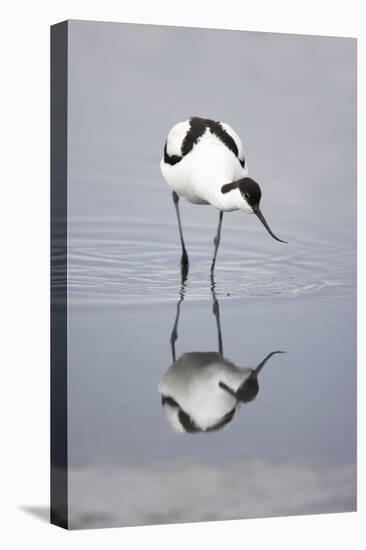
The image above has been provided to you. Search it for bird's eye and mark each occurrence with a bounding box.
[244,193,250,199]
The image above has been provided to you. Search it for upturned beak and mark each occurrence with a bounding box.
[252,205,287,243]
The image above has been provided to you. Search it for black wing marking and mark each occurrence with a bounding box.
[164,117,245,168]
[163,142,181,166]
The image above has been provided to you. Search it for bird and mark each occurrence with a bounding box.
[160,116,287,273]
[160,271,286,434]
[159,350,284,434]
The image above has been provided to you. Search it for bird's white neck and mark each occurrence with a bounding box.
[206,182,253,213]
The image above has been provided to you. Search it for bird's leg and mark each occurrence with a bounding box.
[210,267,223,355]
[170,298,181,364]
[210,210,224,274]
[170,274,188,363]
[172,191,189,275]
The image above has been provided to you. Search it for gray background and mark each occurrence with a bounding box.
[66,20,356,528]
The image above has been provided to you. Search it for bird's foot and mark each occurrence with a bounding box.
[180,258,189,281]
[181,249,189,266]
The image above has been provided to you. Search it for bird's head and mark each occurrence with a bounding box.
[221,177,287,243]
[219,371,259,404]
[235,371,260,403]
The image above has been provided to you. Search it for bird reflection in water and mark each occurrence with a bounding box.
[159,272,285,433]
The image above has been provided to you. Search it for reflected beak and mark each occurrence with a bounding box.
[252,205,287,243]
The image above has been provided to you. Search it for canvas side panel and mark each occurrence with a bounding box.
[50,20,68,530]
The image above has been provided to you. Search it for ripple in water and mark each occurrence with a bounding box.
[52,220,355,305]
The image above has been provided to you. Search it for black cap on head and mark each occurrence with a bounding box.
[238,177,262,207]
[236,372,259,403]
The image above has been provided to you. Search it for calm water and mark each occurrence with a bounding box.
[66,210,356,529]
[63,21,356,529]
[67,217,355,304]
